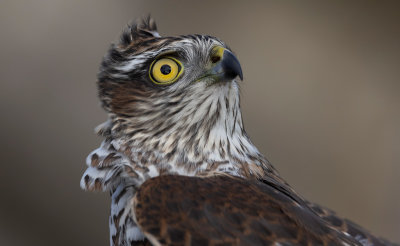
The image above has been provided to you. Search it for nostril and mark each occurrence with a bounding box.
[211,55,221,63]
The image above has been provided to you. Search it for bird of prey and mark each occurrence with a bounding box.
[80,17,397,246]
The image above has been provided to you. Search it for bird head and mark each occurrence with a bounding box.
[98,17,243,119]
[96,17,258,165]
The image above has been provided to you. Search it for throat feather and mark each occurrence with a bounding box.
[113,83,259,169]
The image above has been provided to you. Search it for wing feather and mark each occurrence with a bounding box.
[133,175,361,246]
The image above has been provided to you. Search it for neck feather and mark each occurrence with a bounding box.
[102,82,269,177]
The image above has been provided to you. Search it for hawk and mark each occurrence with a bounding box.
[81,17,397,246]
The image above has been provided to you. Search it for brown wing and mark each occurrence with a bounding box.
[133,175,360,246]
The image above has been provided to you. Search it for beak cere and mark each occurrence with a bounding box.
[210,47,243,82]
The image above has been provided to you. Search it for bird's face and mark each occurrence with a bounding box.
[98,18,243,120]
[146,44,242,87]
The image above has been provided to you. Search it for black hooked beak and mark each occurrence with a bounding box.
[209,46,243,82]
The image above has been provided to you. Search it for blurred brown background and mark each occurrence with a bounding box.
[0,1,399,245]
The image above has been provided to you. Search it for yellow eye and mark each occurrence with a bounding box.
[149,57,183,84]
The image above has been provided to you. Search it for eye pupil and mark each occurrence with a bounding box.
[160,65,171,75]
